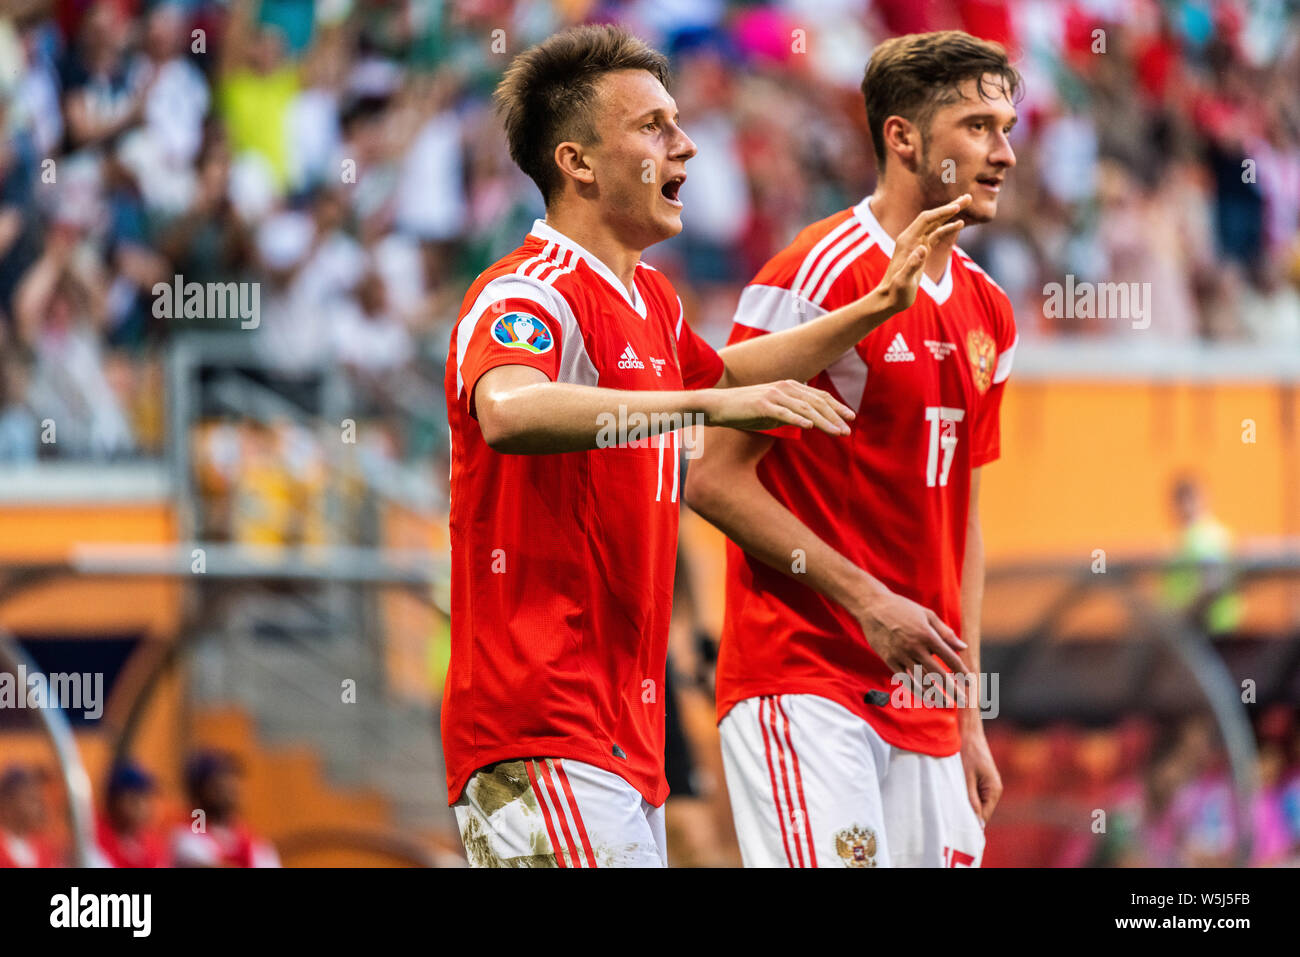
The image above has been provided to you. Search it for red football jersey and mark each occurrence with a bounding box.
[715,197,1018,756]
[443,220,724,806]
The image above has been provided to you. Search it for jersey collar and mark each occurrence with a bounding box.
[852,197,954,305]
[529,219,647,318]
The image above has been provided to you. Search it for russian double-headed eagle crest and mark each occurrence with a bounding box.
[966,329,997,394]
[834,824,878,867]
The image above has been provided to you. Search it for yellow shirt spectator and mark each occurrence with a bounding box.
[218,67,300,191]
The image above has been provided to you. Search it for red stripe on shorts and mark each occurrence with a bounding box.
[554,759,597,868]
[777,696,817,866]
[759,697,797,867]
[525,759,568,867]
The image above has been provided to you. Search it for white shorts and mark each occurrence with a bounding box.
[719,693,985,867]
[453,758,667,868]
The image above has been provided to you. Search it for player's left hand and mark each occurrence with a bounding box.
[959,721,1002,826]
[875,194,971,314]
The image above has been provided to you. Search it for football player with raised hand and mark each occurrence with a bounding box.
[687,30,1021,868]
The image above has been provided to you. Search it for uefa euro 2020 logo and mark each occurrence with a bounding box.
[491,312,553,355]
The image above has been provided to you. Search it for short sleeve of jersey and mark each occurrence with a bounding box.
[458,295,563,417]
[725,281,837,441]
[970,304,1018,468]
[721,321,804,441]
[675,300,725,390]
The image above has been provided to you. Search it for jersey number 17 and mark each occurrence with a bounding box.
[924,406,965,488]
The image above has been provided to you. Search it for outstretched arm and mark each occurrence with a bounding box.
[473,364,854,454]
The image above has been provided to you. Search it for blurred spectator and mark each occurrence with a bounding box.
[170,750,280,867]
[0,764,58,868]
[154,128,255,319]
[115,2,211,217]
[1163,475,1244,635]
[1170,715,1237,867]
[332,267,413,388]
[13,220,135,457]
[216,0,302,196]
[59,0,150,157]
[96,762,166,868]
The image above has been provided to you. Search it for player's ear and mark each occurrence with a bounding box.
[882,116,920,173]
[554,141,596,189]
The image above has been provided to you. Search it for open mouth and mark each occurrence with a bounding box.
[660,174,686,207]
[975,174,1003,193]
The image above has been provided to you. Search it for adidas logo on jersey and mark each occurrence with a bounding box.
[925,339,957,361]
[884,332,915,362]
[617,344,646,370]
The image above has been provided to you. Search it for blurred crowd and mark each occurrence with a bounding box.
[0,750,279,867]
[0,0,1296,478]
[7,711,1300,867]
[1032,707,1300,868]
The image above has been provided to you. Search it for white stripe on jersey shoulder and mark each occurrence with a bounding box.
[518,244,578,286]
[954,246,1009,299]
[454,272,597,397]
[515,242,554,279]
[518,244,558,281]
[993,332,1018,384]
[675,295,684,338]
[733,284,828,334]
[790,216,860,304]
[537,247,579,284]
[529,219,647,318]
[798,222,869,303]
[808,231,876,305]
